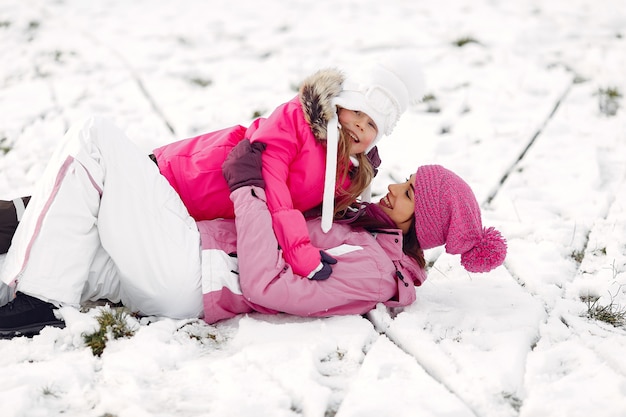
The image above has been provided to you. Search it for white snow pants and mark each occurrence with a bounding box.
[0,117,203,319]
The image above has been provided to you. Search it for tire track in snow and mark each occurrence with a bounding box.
[485,80,574,206]
[78,31,177,137]
[365,311,482,417]
[483,74,626,415]
[363,76,580,417]
[38,3,178,138]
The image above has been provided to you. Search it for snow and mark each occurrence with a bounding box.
[1,0,626,416]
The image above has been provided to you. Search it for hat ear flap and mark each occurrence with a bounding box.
[321,109,339,233]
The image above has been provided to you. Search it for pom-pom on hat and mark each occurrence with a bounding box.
[412,165,507,273]
[333,52,425,151]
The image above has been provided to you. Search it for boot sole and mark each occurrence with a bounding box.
[0,320,65,339]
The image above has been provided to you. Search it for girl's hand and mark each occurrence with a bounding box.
[308,251,338,281]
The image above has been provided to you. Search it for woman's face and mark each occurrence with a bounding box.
[377,174,416,234]
[337,108,378,155]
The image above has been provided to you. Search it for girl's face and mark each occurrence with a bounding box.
[377,174,416,234]
[338,108,378,155]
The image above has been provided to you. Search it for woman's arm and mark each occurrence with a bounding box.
[231,186,397,317]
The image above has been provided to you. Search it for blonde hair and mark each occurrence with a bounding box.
[333,129,375,217]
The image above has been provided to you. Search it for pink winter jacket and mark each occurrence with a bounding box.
[153,69,348,277]
[198,186,426,324]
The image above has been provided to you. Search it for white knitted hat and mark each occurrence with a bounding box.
[333,52,426,151]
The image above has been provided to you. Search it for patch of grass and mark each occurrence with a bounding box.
[177,320,220,343]
[324,408,337,417]
[421,93,441,113]
[185,330,217,342]
[571,249,585,264]
[502,392,523,412]
[592,247,607,256]
[320,348,347,362]
[596,86,622,116]
[189,77,212,87]
[452,36,480,47]
[42,385,59,397]
[599,86,622,99]
[581,290,626,327]
[52,50,64,62]
[83,308,136,356]
[0,136,11,154]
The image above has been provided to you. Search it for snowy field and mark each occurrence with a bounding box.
[1,0,626,416]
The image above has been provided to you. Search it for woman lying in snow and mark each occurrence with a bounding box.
[0,118,506,338]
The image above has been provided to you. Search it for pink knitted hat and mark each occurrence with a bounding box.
[413,165,507,273]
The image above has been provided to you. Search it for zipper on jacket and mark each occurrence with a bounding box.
[371,229,401,236]
[395,267,409,287]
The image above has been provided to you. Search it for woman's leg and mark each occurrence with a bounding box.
[89,118,203,318]
[1,119,106,305]
[0,117,202,320]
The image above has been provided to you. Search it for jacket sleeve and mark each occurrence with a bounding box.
[249,100,322,277]
[231,187,398,317]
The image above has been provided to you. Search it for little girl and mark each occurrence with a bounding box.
[152,54,425,278]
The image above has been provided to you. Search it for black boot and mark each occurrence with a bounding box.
[0,292,65,338]
[0,196,31,254]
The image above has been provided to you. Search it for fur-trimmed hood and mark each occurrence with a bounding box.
[298,68,344,142]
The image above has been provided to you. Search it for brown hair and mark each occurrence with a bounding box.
[332,129,375,216]
[402,217,426,269]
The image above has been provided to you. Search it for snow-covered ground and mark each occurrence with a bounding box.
[1,0,625,416]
